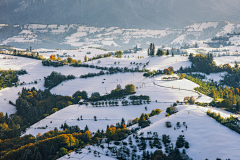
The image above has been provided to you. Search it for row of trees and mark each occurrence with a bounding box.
[88,84,135,102]
[55,84,136,104]
[43,53,112,67]
[143,66,175,77]
[156,49,174,57]
[207,110,240,134]
[143,70,163,77]
[85,53,112,62]
[88,98,151,107]
[0,50,44,60]
[129,95,149,100]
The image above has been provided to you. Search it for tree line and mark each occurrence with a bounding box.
[44,71,75,90]
[42,53,112,67]
[184,74,240,112]
[0,50,44,60]
[88,84,136,102]
[207,109,240,134]
[143,66,175,77]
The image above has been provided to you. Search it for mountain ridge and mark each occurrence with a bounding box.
[1,0,240,29]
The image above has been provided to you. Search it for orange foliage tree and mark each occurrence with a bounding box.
[50,55,57,60]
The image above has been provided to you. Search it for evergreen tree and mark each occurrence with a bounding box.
[172,52,174,57]
[236,102,240,111]
[148,43,155,56]
[153,43,155,55]
[166,50,169,56]
[156,48,166,56]
[121,118,125,125]
[116,84,122,90]
[235,62,239,69]
[49,145,56,155]
[176,135,185,148]
[156,49,161,56]
[84,125,89,131]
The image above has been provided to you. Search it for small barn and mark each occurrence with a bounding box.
[78,99,87,105]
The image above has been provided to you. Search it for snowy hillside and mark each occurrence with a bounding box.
[59,105,240,160]
[1,21,240,50]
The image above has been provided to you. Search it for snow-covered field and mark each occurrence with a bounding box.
[190,72,227,83]
[214,56,240,67]
[51,72,147,96]
[154,76,199,90]
[140,105,240,160]
[23,102,171,137]
[35,47,111,61]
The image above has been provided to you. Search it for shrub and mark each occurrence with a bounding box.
[114,141,120,145]
[176,135,185,148]
[165,121,172,128]
[58,147,68,157]
[184,141,189,148]
[122,142,127,145]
